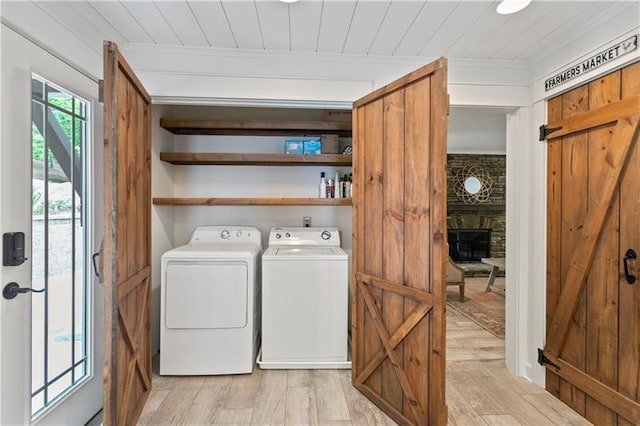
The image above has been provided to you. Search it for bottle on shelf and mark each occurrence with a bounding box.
[319,172,327,198]
[335,172,341,199]
[327,179,335,198]
[343,174,349,198]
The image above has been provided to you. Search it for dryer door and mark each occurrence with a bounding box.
[165,261,248,329]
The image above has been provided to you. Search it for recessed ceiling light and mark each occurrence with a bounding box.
[280,0,299,3]
[496,0,532,15]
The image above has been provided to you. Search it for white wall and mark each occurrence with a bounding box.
[0,2,103,82]
[448,107,507,154]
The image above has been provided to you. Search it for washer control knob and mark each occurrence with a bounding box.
[275,233,282,239]
[221,230,231,239]
[321,231,331,240]
[285,232,291,238]
[236,231,243,237]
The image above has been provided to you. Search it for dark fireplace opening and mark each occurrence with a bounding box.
[448,229,491,262]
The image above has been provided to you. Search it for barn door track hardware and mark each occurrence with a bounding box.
[537,348,560,370]
[539,124,563,141]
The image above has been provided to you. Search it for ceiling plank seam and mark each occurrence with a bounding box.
[366,1,393,56]
[153,1,184,46]
[341,0,359,54]
[186,1,212,47]
[391,0,429,56]
[219,0,239,49]
[253,0,266,50]
[120,1,157,44]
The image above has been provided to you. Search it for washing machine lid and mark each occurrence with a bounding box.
[163,243,261,259]
[262,246,347,261]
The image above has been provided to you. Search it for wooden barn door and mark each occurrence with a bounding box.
[102,41,152,426]
[543,61,640,425]
[352,58,448,426]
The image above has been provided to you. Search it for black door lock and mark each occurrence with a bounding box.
[3,232,27,266]
[2,282,45,300]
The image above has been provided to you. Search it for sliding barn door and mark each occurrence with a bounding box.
[544,61,640,425]
[102,41,152,426]
[352,58,448,426]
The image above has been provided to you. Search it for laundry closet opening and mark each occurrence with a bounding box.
[151,103,509,360]
[150,105,354,356]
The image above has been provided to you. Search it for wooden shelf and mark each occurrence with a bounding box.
[153,197,352,206]
[160,152,352,166]
[160,119,352,137]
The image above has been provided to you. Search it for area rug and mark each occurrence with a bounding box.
[447,277,505,338]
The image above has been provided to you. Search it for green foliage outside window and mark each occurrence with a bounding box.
[32,87,86,215]
[32,93,84,162]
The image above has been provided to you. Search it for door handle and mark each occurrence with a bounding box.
[92,239,104,281]
[3,282,45,300]
[92,251,100,278]
[623,249,637,285]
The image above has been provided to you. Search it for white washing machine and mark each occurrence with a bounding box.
[259,227,350,369]
[160,226,262,375]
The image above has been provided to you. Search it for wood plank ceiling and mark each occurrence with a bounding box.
[31,1,639,64]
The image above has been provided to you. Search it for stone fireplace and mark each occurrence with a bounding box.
[447,154,506,259]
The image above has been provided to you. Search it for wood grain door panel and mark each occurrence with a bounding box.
[103,41,152,426]
[545,61,640,425]
[352,58,448,426]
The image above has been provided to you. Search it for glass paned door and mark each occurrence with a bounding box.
[31,75,90,419]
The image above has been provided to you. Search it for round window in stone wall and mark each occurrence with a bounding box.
[453,165,493,204]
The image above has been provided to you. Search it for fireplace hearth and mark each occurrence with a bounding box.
[448,229,491,262]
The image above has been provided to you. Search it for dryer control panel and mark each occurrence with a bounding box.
[189,226,261,246]
[268,227,341,247]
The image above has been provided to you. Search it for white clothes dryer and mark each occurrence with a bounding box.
[259,227,350,369]
[160,226,261,375]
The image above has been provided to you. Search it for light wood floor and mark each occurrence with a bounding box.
[139,298,591,425]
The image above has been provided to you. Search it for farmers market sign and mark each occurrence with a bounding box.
[545,34,638,91]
